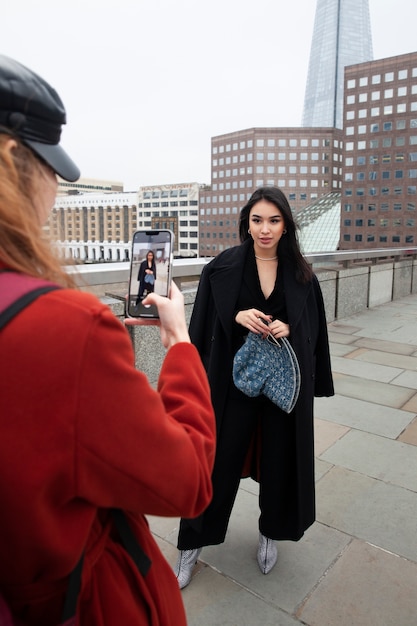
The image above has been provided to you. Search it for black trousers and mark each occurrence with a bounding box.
[177,383,295,549]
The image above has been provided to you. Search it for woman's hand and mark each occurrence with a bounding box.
[235,309,272,336]
[268,319,290,339]
[125,282,191,349]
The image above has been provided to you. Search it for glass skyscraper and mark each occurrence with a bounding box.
[302,0,373,129]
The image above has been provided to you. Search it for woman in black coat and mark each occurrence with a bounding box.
[136,250,156,303]
[174,187,334,588]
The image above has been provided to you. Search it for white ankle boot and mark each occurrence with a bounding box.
[174,548,202,589]
[257,533,277,574]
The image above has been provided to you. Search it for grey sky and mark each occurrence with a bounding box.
[3,0,417,190]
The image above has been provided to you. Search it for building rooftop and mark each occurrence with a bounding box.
[298,191,341,253]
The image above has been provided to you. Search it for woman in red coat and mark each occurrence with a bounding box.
[0,55,215,626]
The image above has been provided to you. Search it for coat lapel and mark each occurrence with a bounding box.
[209,242,249,346]
[282,263,313,331]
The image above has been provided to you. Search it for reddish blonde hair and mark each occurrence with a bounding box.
[0,134,76,288]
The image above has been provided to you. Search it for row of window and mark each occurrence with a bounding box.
[200,192,321,208]
[212,180,336,192]
[344,219,415,227]
[346,170,417,181]
[200,232,238,239]
[138,210,197,217]
[213,152,336,166]
[346,137,417,151]
[344,186,417,196]
[346,68,417,89]
[346,153,417,167]
[343,234,415,243]
[346,92,417,106]
[142,189,190,199]
[212,138,336,154]
[213,165,334,177]
[344,202,416,212]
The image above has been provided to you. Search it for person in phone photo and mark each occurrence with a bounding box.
[0,54,216,626]
[137,249,156,303]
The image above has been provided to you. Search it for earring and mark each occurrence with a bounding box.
[283,229,287,234]
[248,229,251,234]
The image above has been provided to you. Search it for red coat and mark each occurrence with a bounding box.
[0,285,216,625]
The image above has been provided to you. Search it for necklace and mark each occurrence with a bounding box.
[255,255,278,261]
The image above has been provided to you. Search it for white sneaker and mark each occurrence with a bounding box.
[174,548,202,589]
[257,533,277,574]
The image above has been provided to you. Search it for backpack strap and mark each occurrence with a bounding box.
[0,270,60,330]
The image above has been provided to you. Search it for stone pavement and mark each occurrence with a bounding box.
[149,294,417,626]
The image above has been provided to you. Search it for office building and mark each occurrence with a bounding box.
[340,51,417,249]
[137,182,201,257]
[302,0,373,129]
[49,182,202,262]
[199,127,343,257]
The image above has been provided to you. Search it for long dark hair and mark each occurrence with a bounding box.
[239,186,312,284]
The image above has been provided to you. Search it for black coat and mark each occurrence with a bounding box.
[189,239,334,539]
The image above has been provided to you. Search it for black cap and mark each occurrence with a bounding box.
[0,55,80,182]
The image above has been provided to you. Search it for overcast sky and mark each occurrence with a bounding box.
[3,0,417,190]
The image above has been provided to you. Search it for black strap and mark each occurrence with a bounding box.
[0,286,61,330]
[60,554,85,623]
[111,509,152,577]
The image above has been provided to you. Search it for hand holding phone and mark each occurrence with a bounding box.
[126,229,174,318]
[125,282,190,349]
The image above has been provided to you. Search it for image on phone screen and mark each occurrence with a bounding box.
[127,229,174,318]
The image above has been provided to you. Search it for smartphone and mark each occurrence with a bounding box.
[126,229,174,318]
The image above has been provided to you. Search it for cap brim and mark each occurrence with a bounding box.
[25,139,80,182]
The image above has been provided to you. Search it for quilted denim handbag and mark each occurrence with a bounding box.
[232,332,301,413]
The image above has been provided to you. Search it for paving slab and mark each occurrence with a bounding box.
[319,429,417,491]
[330,354,403,383]
[315,395,415,438]
[328,332,359,346]
[316,466,417,562]
[314,417,350,455]
[196,503,351,617]
[352,336,416,355]
[351,348,417,371]
[298,539,417,626]
[398,415,417,445]
[391,369,417,389]
[327,341,357,356]
[333,372,415,408]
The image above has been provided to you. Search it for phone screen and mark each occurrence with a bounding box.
[126,229,174,318]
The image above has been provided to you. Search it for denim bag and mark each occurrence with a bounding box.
[232,332,301,413]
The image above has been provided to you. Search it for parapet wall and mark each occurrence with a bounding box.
[105,258,417,385]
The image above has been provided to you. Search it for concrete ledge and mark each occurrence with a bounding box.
[316,269,338,323]
[368,262,393,307]
[393,259,413,299]
[336,265,369,318]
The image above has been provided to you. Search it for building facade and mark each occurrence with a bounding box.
[302,0,373,129]
[49,182,202,262]
[199,127,343,257]
[340,52,417,249]
[137,182,200,257]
